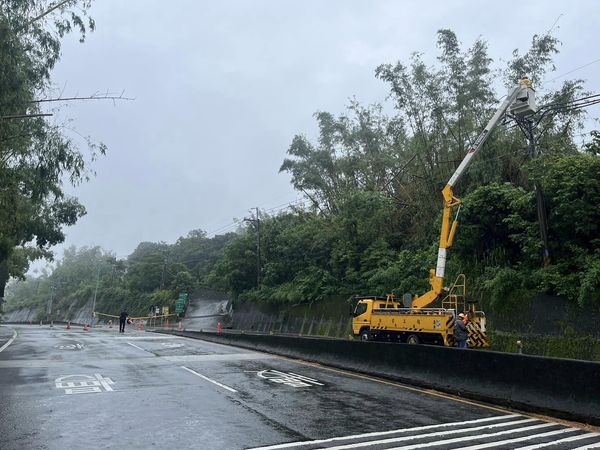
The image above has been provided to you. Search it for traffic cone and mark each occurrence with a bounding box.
[217,322,222,333]
[66,321,71,330]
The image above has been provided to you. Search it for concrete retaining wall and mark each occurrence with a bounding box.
[159,330,600,425]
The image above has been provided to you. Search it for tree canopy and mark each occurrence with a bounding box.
[0,1,102,304]
[5,29,600,324]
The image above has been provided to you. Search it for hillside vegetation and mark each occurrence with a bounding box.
[5,30,600,334]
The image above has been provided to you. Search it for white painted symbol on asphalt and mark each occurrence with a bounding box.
[55,343,83,350]
[256,370,324,388]
[54,373,115,395]
[161,342,184,348]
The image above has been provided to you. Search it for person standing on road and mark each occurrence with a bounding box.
[454,312,468,348]
[119,311,128,333]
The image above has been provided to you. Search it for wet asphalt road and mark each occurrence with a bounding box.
[1,324,599,450]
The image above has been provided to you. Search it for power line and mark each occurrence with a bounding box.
[205,197,307,238]
[541,57,600,86]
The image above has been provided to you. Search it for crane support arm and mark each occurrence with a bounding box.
[411,78,534,309]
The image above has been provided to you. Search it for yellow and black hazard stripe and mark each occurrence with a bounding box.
[467,321,489,348]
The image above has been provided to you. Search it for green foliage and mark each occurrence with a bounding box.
[489,331,600,361]
[0,1,102,303]
[578,254,600,309]
[5,28,600,347]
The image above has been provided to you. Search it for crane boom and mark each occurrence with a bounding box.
[411,77,535,309]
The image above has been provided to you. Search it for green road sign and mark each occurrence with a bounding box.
[175,292,188,313]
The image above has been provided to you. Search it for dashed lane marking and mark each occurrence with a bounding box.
[180,365,237,393]
[164,353,274,363]
[126,342,150,352]
[0,329,17,353]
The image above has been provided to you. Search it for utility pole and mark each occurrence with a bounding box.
[47,286,55,326]
[256,207,261,289]
[160,256,166,290]
[244,207,261,289]
[516,117,552,267]
[92,264,101,326]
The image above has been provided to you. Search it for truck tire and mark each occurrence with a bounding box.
[407,334,420,345]
[360,329,370,341]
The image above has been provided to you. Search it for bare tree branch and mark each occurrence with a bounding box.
[20,0,74,32]
[31,91,135,104]
[1,113,53,120]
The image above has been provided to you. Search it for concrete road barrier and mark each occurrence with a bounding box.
[156,330,600,425]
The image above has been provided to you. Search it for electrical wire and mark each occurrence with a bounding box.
[541,58,600,86]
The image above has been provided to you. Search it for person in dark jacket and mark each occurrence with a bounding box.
[454,312,468,348]
[119,311,128,333]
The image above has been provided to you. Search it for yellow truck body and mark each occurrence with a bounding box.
[351,296,488,348]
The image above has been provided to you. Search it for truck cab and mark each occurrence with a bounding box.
[352,296,402,341]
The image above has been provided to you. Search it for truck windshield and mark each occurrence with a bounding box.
[353,303,367,317]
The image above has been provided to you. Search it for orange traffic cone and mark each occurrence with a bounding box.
[217,322,222,333]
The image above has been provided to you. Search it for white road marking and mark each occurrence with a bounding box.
[247,415,519,449]
[55,343,84,350]
[0,329,17,353]
[328,419,542,450]
[164,353,273,362]
[119,336,181,340]
[386,423,557,450]
[456,428,579,449]
[514,431,600,449]
[257,369,324,387]
[180,365,237,393]
[54,373,115,395]
[126,342,149,352]
[572,443,600,449]
[161,342,184,348]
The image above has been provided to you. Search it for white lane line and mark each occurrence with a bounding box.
[247,415,520,450]
[388,423,557,450]
[515,431,600,449]
[572,443,600,449]
[180,366,237,393]
[456,428,580,449]
[126,342,149,352]
[0,329,17,353]
[327,419,539,450]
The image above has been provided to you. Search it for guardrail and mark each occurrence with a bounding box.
[154,329,600,426]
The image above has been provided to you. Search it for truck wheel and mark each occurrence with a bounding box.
[407,334,420,345]
[360,329,370,341]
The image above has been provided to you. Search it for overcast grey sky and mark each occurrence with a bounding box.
[43,0,600,263]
